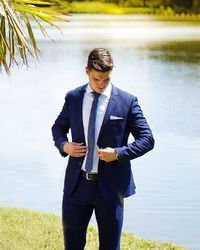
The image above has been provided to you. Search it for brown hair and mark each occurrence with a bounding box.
[87,48,114,72]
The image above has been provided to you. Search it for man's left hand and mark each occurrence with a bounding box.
[97,147,118,162]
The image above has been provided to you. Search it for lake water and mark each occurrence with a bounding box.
[0,15,200,250]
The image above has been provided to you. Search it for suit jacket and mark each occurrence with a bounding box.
[51,84,154,201]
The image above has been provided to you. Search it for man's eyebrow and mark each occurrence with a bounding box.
[94,75,110,81]
[103,77,110,81]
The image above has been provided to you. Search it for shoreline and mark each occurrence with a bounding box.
[66,13,200,23]
[0,206,187,250]
[55,1,200,19]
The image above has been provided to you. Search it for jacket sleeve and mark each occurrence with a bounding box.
[51,94,70,157]
[115,96,155,162]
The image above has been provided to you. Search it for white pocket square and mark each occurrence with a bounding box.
[110,115,124,120]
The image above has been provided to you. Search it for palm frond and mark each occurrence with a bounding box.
[0,0,67,75]
[14,0,53,5]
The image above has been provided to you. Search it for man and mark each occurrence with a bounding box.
[51,48,154,250]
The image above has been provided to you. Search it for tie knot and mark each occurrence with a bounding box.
[92,92,101,100]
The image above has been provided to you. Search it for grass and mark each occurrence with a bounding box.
[0,206,188,250]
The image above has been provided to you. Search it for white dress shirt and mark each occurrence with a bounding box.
[82,83,112,173]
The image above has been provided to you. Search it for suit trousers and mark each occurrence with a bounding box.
[62,173,124,250]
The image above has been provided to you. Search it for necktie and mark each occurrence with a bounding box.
[85,92,100,173]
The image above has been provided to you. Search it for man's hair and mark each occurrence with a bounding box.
[87,48,114,72]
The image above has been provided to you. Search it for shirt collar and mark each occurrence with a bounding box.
[86,82,112,98]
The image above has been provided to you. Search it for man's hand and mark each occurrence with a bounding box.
[97,147,118,163]
[63,142,87,157]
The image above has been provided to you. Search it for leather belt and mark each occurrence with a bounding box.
[81,170,98,181]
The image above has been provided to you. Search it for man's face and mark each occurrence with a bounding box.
[86,67,112,93]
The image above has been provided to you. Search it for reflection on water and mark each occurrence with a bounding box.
[0,15,200,250]
[145,40,200,63]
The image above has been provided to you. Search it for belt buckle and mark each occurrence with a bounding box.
[86,172,92,180]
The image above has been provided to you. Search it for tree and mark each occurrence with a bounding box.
[192,0,199,8]
[162,0,166,8]
[0,0,67,75]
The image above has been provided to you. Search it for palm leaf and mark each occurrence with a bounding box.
[14,0,53,5]
[31,14,52,40]
[0,0,67,75]
[23,12,40,57]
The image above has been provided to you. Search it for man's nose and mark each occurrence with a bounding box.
[99,80,105,85]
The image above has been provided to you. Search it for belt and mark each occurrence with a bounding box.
[81,170,98,181]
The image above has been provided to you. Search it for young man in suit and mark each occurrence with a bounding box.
[51,48,155,250]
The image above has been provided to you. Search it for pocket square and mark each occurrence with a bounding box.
[110,115,124,120]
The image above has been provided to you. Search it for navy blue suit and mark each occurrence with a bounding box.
[52,84,154,250]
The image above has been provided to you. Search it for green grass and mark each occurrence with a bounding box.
[0,206,187,250]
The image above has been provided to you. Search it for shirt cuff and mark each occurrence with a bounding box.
[60,141,68,153]
[114,148,119,160]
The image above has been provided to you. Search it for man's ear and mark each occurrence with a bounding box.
[85,67,89,75]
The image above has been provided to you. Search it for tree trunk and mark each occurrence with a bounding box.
[143,0,146,7]
[162,0,166,8]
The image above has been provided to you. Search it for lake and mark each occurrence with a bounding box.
[0,15,200,250]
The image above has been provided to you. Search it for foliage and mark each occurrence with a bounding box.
[66,1,152,14]
[0,0,67,75]
[59,1,200,16]
[156,6,175,15]
[58,0,200,9]
[57,0,200,14]
[0,206,188,250]
[68,1,123,14]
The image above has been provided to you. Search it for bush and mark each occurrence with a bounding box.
[155,6,175,15]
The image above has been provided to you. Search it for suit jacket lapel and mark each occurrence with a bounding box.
[98,85,118,140]
[77,84,87,144]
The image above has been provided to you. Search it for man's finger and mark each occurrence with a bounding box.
[74,146,87,151]
[72,142,84,146]
[75,152,87,157]
[74,145,87,150]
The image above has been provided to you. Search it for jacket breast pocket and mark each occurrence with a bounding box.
[108,119,125,134]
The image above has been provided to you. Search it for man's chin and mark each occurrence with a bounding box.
[97,88,105,93]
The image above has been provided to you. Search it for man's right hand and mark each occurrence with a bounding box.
[63,142,87,157]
